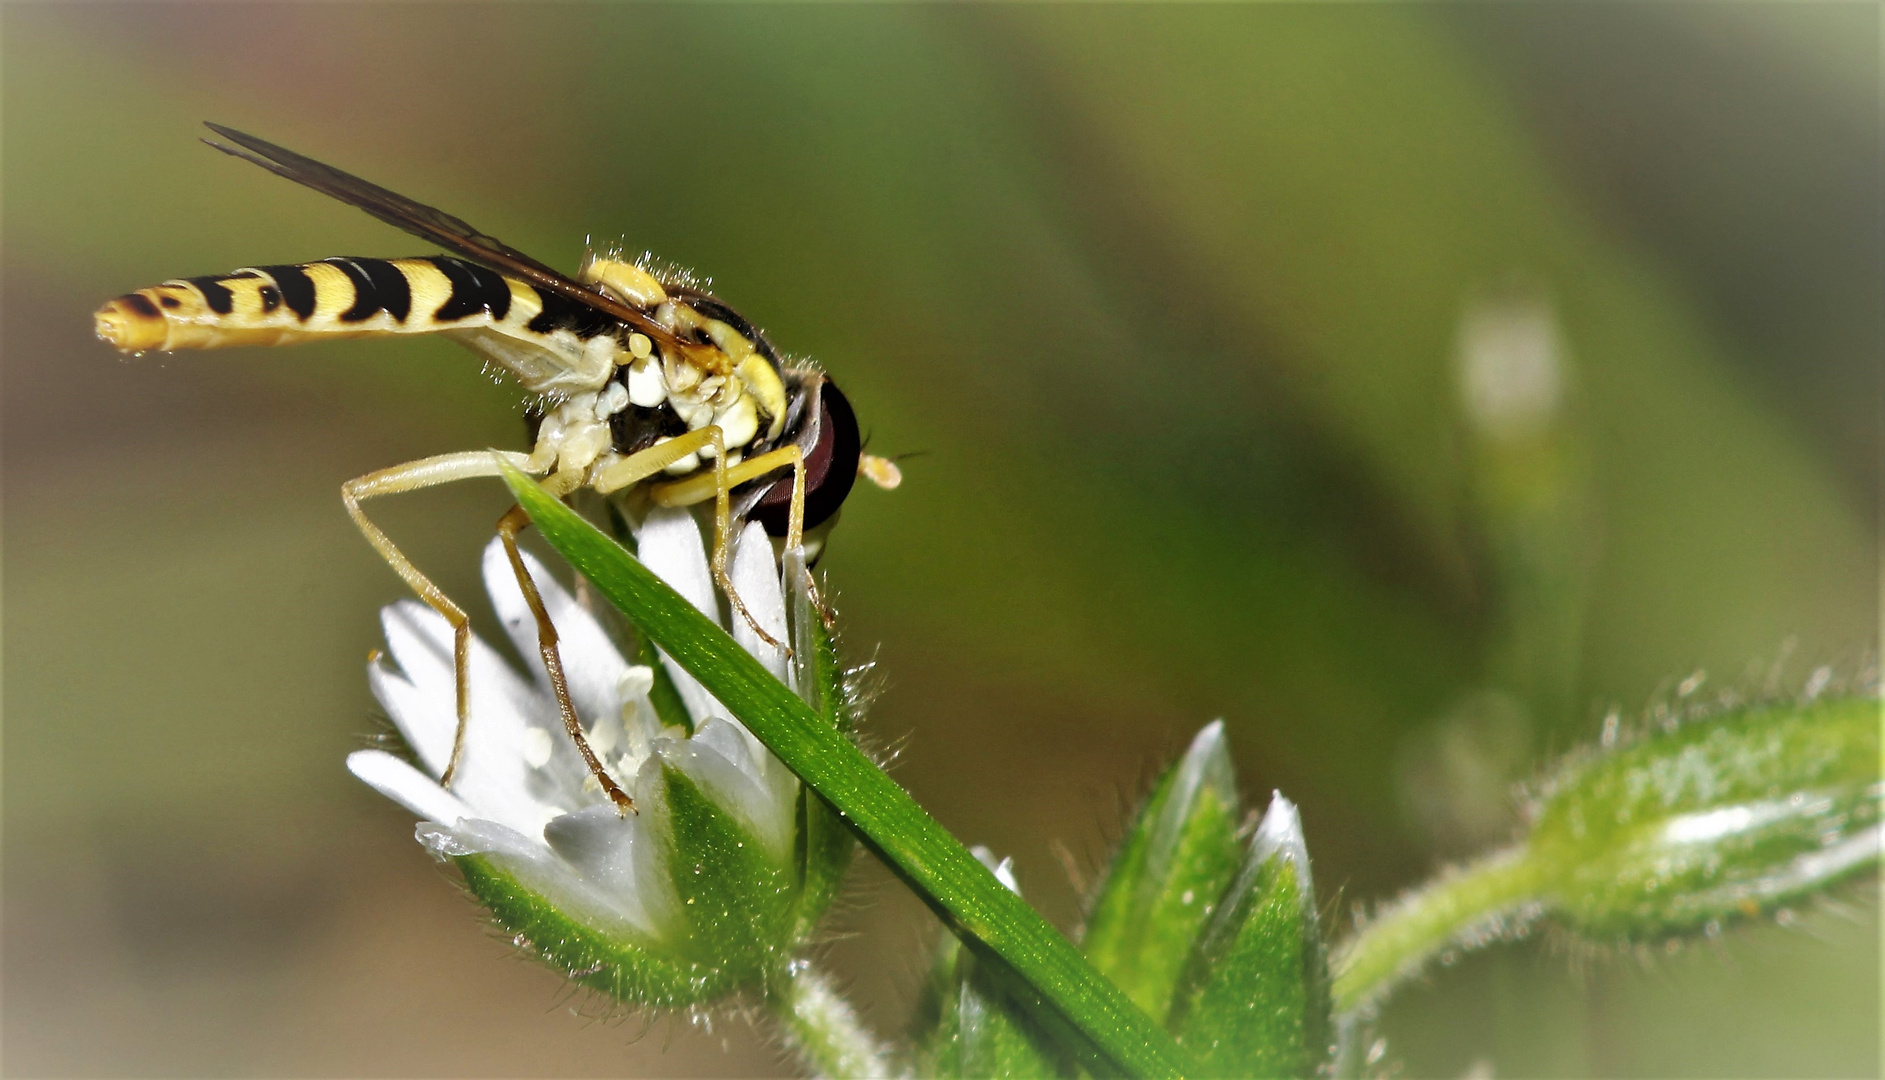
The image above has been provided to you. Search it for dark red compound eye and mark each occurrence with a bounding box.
[751,380,861,538]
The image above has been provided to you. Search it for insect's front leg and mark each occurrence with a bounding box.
[343,449,538,787]
[639,442,811,650]
[592,426,787,652]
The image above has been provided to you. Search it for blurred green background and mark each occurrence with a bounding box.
[4,4,1877,1076]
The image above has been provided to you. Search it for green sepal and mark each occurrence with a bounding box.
[789,548,854,738]
[1168,795,1333,1079]
[791,781,854,943]
[1527,694,1881,940]
[1082,720,1243,1019]
[456,853,744,1009]
[656,757,797,977]
[443,617,851,1015]
[788,560,858,939]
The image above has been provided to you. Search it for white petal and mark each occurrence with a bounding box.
[451,815,663,941]
[637,507,717,617]
[970,846,1022,894]
[450,816,550,861]
[373,601,574,838]
[635,508,724,725]
[377,601,553,740]
[372,604,458,774]
[542,804,672,934]
[481,540,631,724]
[784,547,813,698]
[729,522,789,682]
[368,661,452,777]
[348,749,472,826]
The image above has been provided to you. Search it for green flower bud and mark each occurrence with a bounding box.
[1334,688,1882,1019]
[1527,693,1880,940]
[1168,794,1333,1079]
[1082,720,1243,1019]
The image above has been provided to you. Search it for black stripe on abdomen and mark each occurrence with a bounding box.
[123,293,161,318]
[353,258,412,321]
[430,256,511,322]
[184,275,236,315]
[325,258,413,322]
[326,259,382,322]
[526,284,617,339]
[255,264,317,320]
[320,258,415,322]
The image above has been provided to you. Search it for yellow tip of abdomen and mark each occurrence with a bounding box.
[94,295,170,352]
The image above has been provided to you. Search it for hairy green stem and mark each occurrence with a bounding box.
[772,964,895,1079]
[1330,847,1544,1014]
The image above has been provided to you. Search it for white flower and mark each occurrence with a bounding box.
[347,507,817,980]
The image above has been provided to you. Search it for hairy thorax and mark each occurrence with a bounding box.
[517,257,791,487]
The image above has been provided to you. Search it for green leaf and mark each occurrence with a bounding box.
[1528,694,1881,940]
[1083,721,1244,1019]
[1169,795,1332,1079]
[502,465,1197,1079]
[918,856,1072,1079]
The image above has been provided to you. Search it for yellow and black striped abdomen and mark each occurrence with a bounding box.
[94,255,617,355]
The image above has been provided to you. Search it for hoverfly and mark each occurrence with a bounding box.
[94,124,897,812]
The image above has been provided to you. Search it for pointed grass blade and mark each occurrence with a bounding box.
[503,465,1197,1078]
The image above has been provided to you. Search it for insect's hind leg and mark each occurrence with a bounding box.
[343,449,543,787]
[495,505,634,813]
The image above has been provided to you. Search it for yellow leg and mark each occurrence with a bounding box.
[599,430,792,652]
[649,444,813,634]
[495,506,635,814]
[343,449,538,787]
[650,444,807,551]
[590,426,727,495]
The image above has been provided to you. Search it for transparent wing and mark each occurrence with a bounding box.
[202,122,689,350]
